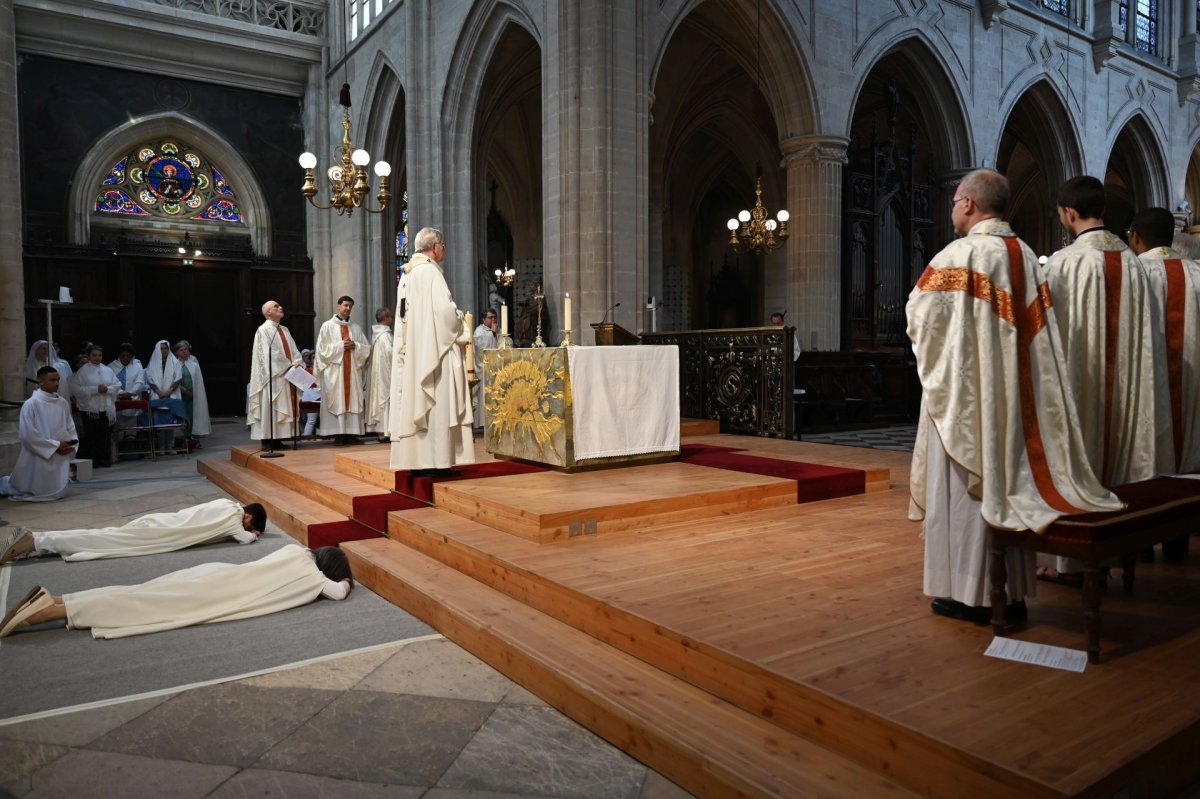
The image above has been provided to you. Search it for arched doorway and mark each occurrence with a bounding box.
[1105,115,1168,236]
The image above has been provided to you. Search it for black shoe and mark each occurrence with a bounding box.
[333,437,347,447]
[930,598,1026,625]
[428,468,462,477]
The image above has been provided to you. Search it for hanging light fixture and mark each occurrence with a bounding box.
[726,0,789,255]
[299,84,391,216]
[492,263,516,287]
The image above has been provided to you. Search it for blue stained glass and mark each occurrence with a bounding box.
[103,157,127,186]
[194,198,243,222]
[212,167,234,196]
[1041,0,1069,15]
[146,156,196,202]
[96,189,148,215]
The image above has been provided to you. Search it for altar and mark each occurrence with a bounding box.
[482,345,680,470]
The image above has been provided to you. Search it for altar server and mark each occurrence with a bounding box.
[315,296,371,445]
[0,367,77,502]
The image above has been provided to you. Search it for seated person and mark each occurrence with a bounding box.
[0,498,267,564]
[1,544,353,640]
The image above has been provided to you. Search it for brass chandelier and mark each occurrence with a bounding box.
[299,84,391,216]
[727,167,789,254]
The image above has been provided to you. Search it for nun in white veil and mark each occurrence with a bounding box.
[24,341,73,401]
[145,340,183,400]
[174,340,211,441]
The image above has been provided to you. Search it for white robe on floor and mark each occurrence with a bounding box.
[1141,246,1200,474]
[907,218,1119,605]
[179,356,212,437]
[364,323,394,433]
[315,315,370,435]
[391,253,475,470]
[248,320,302,440]
[0,389,77,502]
[33,498,255,561]
[64,544,342,639]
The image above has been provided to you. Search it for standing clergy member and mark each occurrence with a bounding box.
[109,343,145,429]
[364,307,395,442]
[907,168,1119,624]
[71,344,120,468]
[392,227,475,474]
[0,367,77,502]
[248,300,302,449]
[315,296,371,446]
[472,308,499,430]
[1129,207,1200,474]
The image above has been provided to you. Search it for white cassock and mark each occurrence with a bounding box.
[1141,246,1200,473]
[364,323,394,434]
[109,357,146,428]
[179,356,212,437]
[907,218,1119,606]
[391,252,475,470]
[248,320,302,440]
[387,267,412,440]
[315,315,370,435]
[472,322,499,428]
[1044,230,1169,483]
[71,362,120,424]
[63,544,346,639]
[0,389,77,502]
[31,498,256,561]
[145,340,183,400]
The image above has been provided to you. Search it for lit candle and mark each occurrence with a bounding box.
[501,304,508,336]
[463,312,474,376]
[564,292,572,331]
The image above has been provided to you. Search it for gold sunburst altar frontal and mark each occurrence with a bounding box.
[484,348,572,467]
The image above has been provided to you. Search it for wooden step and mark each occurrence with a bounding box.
[341,536,920,799]
[229,444,383,517]
[680,418,721,436]
[432,461,796,542]
[197,457,345,545]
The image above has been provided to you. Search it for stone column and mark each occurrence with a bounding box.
[781,134,848,352]
[0,0,26,472]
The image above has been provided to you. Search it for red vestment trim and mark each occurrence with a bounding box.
[339,323,352,407]
[1102,251,1122,483]
[1165,259,1187,470]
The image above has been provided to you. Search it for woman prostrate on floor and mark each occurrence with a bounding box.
[0,498,268,564]
[0,544,353,639]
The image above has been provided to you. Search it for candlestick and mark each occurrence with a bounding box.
[500,304,508,337]
[564,292,572,332]
[463,312,474,376]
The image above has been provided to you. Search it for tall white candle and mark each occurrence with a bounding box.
[501,304,508,336]
[564,292,572,331]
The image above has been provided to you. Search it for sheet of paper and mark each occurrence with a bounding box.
[984,637,1087,672]
[285,365,316,391]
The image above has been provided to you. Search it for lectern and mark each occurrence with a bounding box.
[590,322,640,346]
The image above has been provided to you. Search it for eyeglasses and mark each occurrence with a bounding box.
[951,196,968,207]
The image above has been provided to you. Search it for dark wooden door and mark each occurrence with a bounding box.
[134,261,245,416]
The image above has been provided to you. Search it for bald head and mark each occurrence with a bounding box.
[262,300,284,323]
[957,169,1010,216]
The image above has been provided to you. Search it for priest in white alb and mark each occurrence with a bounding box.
[392,227,475,474]
[0,498,268,564]
[0,367,77,502]
[71,344,121,468]
[1128,207,1200,474]
[315,295,371,445]
[907,168,1119,624]
[364,306,395,442]
[248,299,303,448]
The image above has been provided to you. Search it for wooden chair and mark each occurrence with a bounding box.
[114,398,156,459]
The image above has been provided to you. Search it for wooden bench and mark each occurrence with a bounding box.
[988,477,1200,663]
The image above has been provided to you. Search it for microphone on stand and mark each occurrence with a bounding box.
[600,302,621,326]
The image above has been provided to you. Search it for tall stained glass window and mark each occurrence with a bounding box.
[348,0,394,41]
[395,190,409,285]
[1134,0,1158,53]
[1041,0,1070,16]
[93,140,244,224]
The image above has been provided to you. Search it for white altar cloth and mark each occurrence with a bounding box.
[567,345,679,460]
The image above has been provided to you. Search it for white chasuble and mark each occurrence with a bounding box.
[391,253,474,470]
[248,320,302,440]
[364,323,394,433]
[1141,247,1200,473]
[1044,231,1168,483]
[64,544,329,639]
[36,498,250,561]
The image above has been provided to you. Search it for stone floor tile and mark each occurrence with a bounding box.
[19,748,236,798]
[208,768,425,798]
[239,644,402,691]
[355,638,513,702]
[500,682,548,707]
[638,771,694,799]
[437,705,645,799]
[0,694,172,747]
[257,690,493,786]
[424,789,552,799]
[0,738,70,791]
[88,683,338,767]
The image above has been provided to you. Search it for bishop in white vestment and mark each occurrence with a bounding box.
[364,307,395,437]
[391,227,475,471]
[907,169,1119,620]
[0,368,77,502]
[248,300,303,442]
[315,296,371,441]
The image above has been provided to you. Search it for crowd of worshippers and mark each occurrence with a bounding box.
[910,171,1200,626]
[0,339,210,501]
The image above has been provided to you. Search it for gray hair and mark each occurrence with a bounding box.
[173,340,191,353]
[375,306,393,322]
[957,168,1010,216]
[414,227,444,254]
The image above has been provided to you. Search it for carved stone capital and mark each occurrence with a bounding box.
[1178,74,1200,106]
[981,0,1009,31]
[1092,37,1121,73]
[780,135,849,167]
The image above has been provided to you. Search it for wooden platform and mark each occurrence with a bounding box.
[199,433,1200,798]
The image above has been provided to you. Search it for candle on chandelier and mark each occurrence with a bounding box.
[564,292,572,332]
[501,304,508,336]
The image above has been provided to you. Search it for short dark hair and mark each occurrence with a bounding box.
[336,295,355,306]
[85,344,103,356]
[1128,207,1176,249]
[375,307,392,322]
[243,502,268,533]
[36,365,59,378]
[314,546,353,586]
[119,342,136,355]
[1057,176,1106,219]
